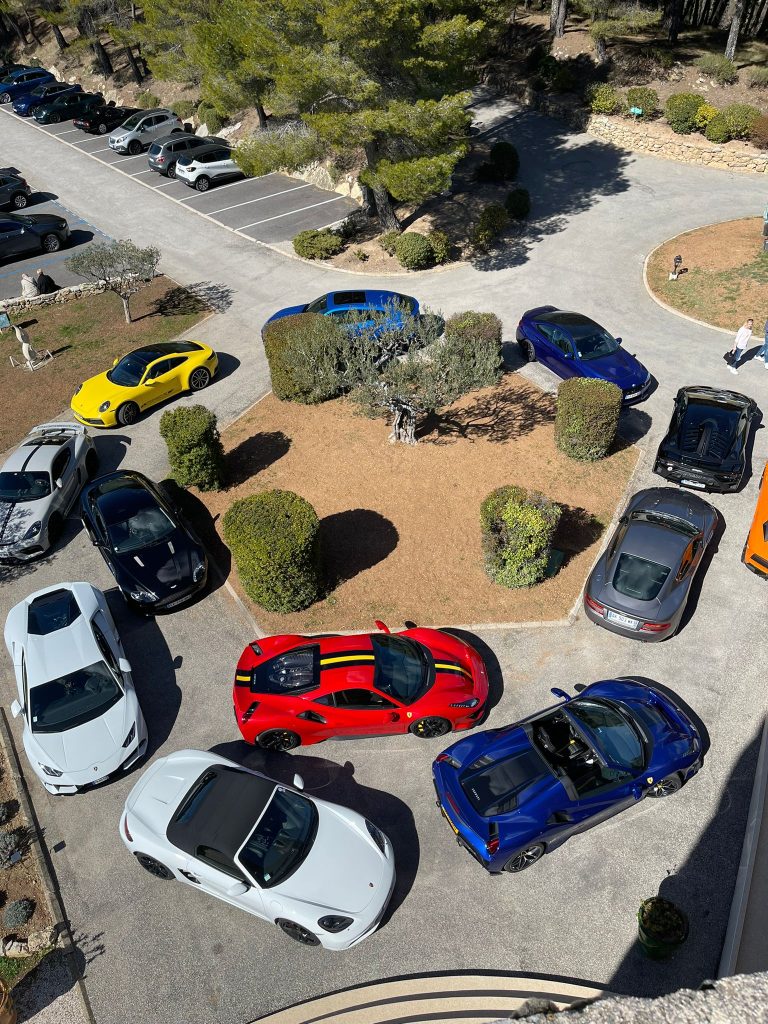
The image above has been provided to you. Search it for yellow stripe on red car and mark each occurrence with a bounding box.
[434,662,473,680]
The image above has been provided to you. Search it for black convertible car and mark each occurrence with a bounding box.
[653,386,758,493]
[80,471,208,613]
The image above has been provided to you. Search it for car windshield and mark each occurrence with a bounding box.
[372,634,429,704]
[305,294,328,314]
[29,661,123,733]
[105,500,175,553]
[238,789,318,888]
[629,510,699,537]
[121,112,143,129]
[107,352,153,387]
[567,698,645,771]
[0,471,51,502]
[569,324,619,360]
[613,552,671,600]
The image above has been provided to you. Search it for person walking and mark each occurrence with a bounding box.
[20,273,38,299]
[756,317,768,370]
[728,318,754,374]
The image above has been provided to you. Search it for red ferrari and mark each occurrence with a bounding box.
[233,621,489,750]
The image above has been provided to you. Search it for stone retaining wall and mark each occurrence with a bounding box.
[0,281,110,315]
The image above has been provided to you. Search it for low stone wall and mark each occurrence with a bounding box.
[0,281,110,316]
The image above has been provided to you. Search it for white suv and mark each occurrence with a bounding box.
[109,109,183,155]
[175,144,241,192]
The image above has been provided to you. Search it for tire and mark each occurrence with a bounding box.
[49,113,60,124]
[194,175,210,192]
[135,854,174,880]
[85,449,99,480]
[47,512,63,548]
[11,192,27,209]
[117,402,140,426]
[0,94,11,105]
[98,122,108,135]
[410,716,451,739]
[517,338,536,362]
[276,919,320,947]
[167,162,177,179]
[128,139,142,156]
[503,843,545,873]
[646,773,682,798]
[188,367,211,392]
[41,233,61,254]
[257,729,301,752]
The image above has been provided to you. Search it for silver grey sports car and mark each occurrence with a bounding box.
[583,487,718,642]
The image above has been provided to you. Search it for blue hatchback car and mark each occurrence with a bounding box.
[517,306,651,405]
[433,678,703,874]
[0,67,54,103]
[12,81,81,117]
[263,289,420,338]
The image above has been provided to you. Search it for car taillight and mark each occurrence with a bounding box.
[123,816,133,842]
[584,593,605,614]
[486,822,499,856]
[157,157,165,163]
[640,621,671,633]
[241,701,259,722]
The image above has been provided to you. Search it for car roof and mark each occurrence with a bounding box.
[327,289,412,310]
[138,108,176,117]
[88,473,156,521]
[617,519,689,563]
[153,132,199,146]
[2,434,68,474]
[184,142,232,157]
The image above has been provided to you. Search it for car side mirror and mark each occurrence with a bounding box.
[550,687,571,702]
[112,357,119,367]
[118,657,132,675]
[10,700,22,719]
[374,619,391,634]
[293,773,305,791]
[226,881,249,897]
[615,337,623,345]
[55,477,63,489]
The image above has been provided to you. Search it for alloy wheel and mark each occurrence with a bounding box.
[648,774,682,798]
[41,233,61,253]
[411,717,451,739]
[505,843,545,873]
[189,367,211,391]
[278,920,320,946]
[12,193,27,209]
[257,730,301,752]
[136,854,174,880]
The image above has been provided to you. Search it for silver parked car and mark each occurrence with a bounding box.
[0,422,97,560]
[583,487,718,642]
[109,109,183,155]
[147,134,227,178]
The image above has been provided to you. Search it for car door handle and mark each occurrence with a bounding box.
[179,870,200,884]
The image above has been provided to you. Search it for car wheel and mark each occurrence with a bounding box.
[85,449,99,479]
[117,401,140,426]
[188,367,211,392]
[47,512,63,547]
[194,175,210,192]
[41,233,61,253]
[128,139,142,156]
[503,843,545,873]
[276,919,320,947]
[257,729,301,752]
[167,162,177,179]
[0,94,10,105]
[171,127,183,134]
[98,122,108,134]
[410,716,451,739]
[646,773,682,798]
[135,853,174,880]
[11,192,27,209]
[518,338,536,362]
[49,113,60,123]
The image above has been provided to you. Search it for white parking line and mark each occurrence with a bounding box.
[208,183,311,215]
[132,169,154,176]
[177,176,252,202]
[153,179,179,188]
[71,136,102,145]
[57,128,81,135]
[238,194,348,230]
[90,146,113,154]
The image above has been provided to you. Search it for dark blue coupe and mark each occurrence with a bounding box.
[433,678,702,874]
[12,81,81,117]
[0,67,54,103]
[516,306,651,405]
[263,289,420,338]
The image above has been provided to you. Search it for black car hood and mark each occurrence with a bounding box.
[16,214,62,227]
[110,527,202,599]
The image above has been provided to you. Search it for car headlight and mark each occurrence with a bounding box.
[450,697,480,708]
[128,587,156,603]
[365,819,387,854]
[38,763,63,778]
[318,915,354,933]
[98,400,111,413]
[191,553,206,583]
[122,723,136,749]
[24,521,42,540]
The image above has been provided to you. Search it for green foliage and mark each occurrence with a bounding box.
[428,229,451,265]
[3,898,34,930]
[443,312,503,392]
[378,231,401,256]
[235,129,324,178]
[505,188,531,219]
[196,102,224,134]
[354,248,369,261]
[536,55,576,93]
[664,93,705,134]
[136,90,161,109]
[172,100,196,120]
[555,377,621,461]
[696,53,738,84]
[704,112,731,141]
[694,103,719,130]
[65,240,161,323]
[262,312,347,403]
[748,67,768,89]
[489,141,519,180]
[159,406,224,492]
[393,232,434,270]
[640,45,674,71]
[292,229,343,260]
[626,86,658,117]
[480,485,561,589]
[588,83,622,115]
[750,114,768,150]
[722,103,762,139]
[223,491,321,613]
[0,832,20,870]
[472,203,510,251]
[374,152,458,205]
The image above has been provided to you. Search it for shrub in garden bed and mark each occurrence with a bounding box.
[750,115,768,149]
[694,103,719,131]
[664,93,705,134]
[505,188,531,219]
[428,229,451,265]
[722,103,761,139]
[292,228,343,260]
[749,67,768,89]
[394,232,434,270]
[262,313,346,403]
[0,832,20,870]
[626,87,658,118]
[475,141,519,183]
[223,490,321,612]
[160,405,224,492]
[443,312,503,390]
[136,90,161,109]
[588,83,622,115]
[704,112,731,143]
[3,898,34,930]
[378,231,400,256]
[555,377,622,461]
[472,203,510,250]
[480,485,561,589]
[696,54,738,85]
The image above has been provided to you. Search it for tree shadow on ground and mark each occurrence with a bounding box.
[160,479,231,590]
[439,628,505,718]
[148,285,209,319]
[226,431,291,487]
[13,948,85,1021]
[208,744,419,923]
[419,378,555,444]
[319,509,399,588]
[554,505,605,569]
[184,281,235,314]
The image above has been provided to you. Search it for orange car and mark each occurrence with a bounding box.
[743,462,768,578]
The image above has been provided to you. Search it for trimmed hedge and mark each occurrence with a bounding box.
[292,228,343,260]
[394,231,434,270]
[694,103,719,130]
[262,312,346,403]
[664,93,705,134]
[159,405,224,492]
[472,202,510,250]
[490,141,519,180]
[480,485,561,589]
[443,311,503,392]
[223,491,321,612]
[722,102,761,139]
[750,114,768,149]
[505,188,531,219]
[588,83,622,115]
[555,377,622,461]
[704,112,731,143]
[626,86,659,118]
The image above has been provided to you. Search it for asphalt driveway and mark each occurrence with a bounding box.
[0,93,767,1024]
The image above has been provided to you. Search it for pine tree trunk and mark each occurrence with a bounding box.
[23,7,41,44]
[255,102,267,130]
[125,46,143,84]
[549,0,559,31]
[121,294,132,323]
[724,0,744,59]
[51,23,68,49]
[93,39,114,76]
[664,0,684,43]
[371,181,401,231]
[554,0,567,37]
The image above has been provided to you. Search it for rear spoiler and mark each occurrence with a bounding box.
[29,422,89,437]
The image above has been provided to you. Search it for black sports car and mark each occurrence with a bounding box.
[73,104,140,135]
[80,471,208,613]
[653,386,758,493]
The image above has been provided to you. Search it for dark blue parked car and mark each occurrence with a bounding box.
[0,67,54,103]
[12,81,80,116]
[517,306,651,405]
[263,289,420,339]
[433,678,703,874]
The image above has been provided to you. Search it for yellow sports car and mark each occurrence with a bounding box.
[71,340,218,428]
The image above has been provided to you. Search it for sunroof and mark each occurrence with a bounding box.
[28,589,81,635]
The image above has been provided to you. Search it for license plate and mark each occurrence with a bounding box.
[680,478,706,489]
[90,775,108,787]
[606,610,640,629]
[164,595,188,609]
[440,805,459,835]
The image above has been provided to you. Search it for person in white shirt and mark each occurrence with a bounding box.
[729,319,753,374]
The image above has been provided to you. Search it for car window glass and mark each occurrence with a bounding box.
[51,447,72,480]
[313,693,335,706]
[92,620,119,676]
[333,291,366,305]
[196,845,247,881]
[29,661,123,733]
[613,553,671,601]
[165,356,187,371]
[551,330,572,354]
[146,359,170,380]
[334,688,396,709]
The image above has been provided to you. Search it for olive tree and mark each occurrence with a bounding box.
[66,239,161,323]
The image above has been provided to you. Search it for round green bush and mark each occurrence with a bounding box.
[704,112,731,143]
[159,405,224,492]
[223,490,321,612]
[696,54,737,85]
[394,232,434,270]
[378,230,401,256]
[472,202,510,250]
[489,141,519,181]
[480,485,561,589]
[0,831,20,870]
[588,83,621,115]
[750,114,768,150]
[173,100,196,120]
[196,102,225,134]
[722,103,761,139]
[262,312,346,404]
[292,228,343,260]
[626,86,659,118]
[443,311,503,392]
[428,229,451,265]
[555,377,622,461]
[505,188,531,219]
[694,103,719,130]
[664,93,705,134]
[136,90,161,109]
[3,898,34,930]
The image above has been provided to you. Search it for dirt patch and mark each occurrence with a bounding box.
[0,277,209,453]
[197,375,637,632]
[647,218,768,333]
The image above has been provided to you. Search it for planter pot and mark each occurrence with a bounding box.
[637,897,689,960]
[0,979,16,1024]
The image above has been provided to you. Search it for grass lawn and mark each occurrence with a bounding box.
[198,374,638,631]
[0,948,50,989]
[647,219,768,334]
[0,277,209,453]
